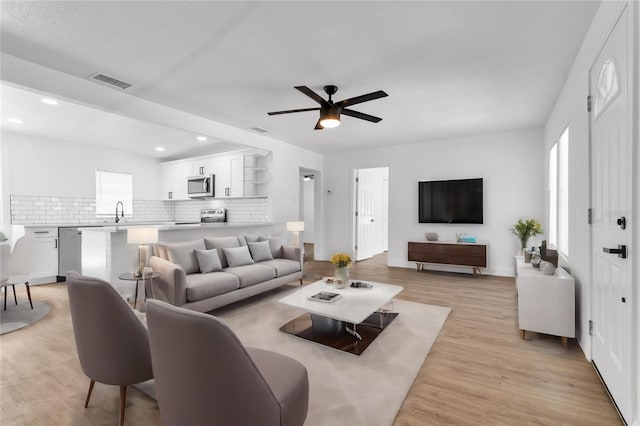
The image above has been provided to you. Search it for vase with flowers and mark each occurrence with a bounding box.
[330,253,352,289]
[510,218,543,255]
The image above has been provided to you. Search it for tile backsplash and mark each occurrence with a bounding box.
[10,195,269,225]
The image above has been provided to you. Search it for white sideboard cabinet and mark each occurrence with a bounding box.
[515,256,575,348]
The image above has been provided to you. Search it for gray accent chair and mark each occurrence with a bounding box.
[66,272,153,426]
[146,299,309,426]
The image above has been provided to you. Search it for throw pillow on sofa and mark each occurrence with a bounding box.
[223,246,255,267]
[204,237,244,268]
[165,240,206,274]
[195,249,223,273]
[258,236,283,258]
[248,241,274,262]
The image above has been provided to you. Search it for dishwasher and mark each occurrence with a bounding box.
[58,226,99,280]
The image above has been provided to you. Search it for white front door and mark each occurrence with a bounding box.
[589,6,632,422]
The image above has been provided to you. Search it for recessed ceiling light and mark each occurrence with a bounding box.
[196,136,207,141]
[155,147,165,152]
[41,98,59,105]
[8,118,23,124]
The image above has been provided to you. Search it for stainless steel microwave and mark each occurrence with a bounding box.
[187,174,215,198]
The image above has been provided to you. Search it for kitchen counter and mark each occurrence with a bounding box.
[78,222,277,232]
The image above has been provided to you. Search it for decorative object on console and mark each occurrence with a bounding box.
[330,253,352,289]
[286,221,305,247]
[510,219,543,252]
[127,227,159,277]
[456,233,477,243]
[531,253,542,269]
[540,240,559,268]
[424,232,438,241]
[542,262,557,275]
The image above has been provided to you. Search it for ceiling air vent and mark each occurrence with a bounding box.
[89,73,132,90]
[249,127,268,134]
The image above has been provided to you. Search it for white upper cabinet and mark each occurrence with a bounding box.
[161,163,192,200]
[214,154,244,198]
[161,150,268,200]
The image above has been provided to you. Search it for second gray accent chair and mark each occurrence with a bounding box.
[66,272,153,426]
[146,299,309,426]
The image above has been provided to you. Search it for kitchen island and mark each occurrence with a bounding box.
[81,222,286,300]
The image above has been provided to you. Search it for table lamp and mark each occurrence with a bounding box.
[127,227,159,277]
[286,221,304,247]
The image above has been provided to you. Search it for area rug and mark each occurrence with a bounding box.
[136,287,450,426]
[0,300,50,335]
[217,287,449,426]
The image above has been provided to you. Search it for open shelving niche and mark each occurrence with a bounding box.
[243,150,271,198]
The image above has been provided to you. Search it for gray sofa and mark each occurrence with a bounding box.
[150,235,302,313]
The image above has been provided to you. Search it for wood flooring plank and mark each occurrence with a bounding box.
[0,245,620,425]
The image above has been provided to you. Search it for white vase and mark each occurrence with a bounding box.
[334,266,349,289]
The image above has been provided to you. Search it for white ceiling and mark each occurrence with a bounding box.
[0,84,242,160]
[0,1,599,155]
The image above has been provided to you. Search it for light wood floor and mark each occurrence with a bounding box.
[0,246,620,425]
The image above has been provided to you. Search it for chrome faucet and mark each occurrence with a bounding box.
[115,201,124,223]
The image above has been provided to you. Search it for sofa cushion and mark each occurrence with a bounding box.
[257,259,301,278]
[204,237,243,268]
[223,246,255,268]
[165,240,206,274]
[223,264,276,288]
[248,241,274,262]
[259,236,283,258]
[195,249,223,273]
[185,272,240,302]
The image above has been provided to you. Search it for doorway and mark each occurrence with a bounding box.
[353,167,389,261]
[299,168,320,261]
[588,5,633,423]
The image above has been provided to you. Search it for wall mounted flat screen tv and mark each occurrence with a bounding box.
[418,178,483,224]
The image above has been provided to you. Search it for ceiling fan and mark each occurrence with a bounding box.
[268,85,388,130]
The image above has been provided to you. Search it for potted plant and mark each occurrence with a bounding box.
[330,253,353,288]
[511,219,543,256]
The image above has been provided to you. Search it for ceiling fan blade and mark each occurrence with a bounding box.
[337,90,388,108]
[267,107,320,116]
[295,86,328,105]
[341,108,383,123]
[314,119,324,130]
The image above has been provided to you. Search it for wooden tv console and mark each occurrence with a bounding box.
[408,241,487,275]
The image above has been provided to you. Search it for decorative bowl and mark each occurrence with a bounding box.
[425,232,439,241]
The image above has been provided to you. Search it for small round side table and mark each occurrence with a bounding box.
[118,272,160,309]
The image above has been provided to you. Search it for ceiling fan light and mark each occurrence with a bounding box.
[319,117,340,128]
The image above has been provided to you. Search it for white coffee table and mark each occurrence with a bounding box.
[278,280,403,355]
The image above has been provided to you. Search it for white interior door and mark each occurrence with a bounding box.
[589,7,632,422]
[355,169,376,261]
[355,168,388,261]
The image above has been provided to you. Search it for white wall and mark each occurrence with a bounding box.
[1,131,164,200]
[303,178,315,243]
[322,128,544,277]
[545,2,638,423]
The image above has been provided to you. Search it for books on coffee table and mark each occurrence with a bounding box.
[308,291,342,303]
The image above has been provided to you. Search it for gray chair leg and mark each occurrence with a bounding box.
[25,282,33,309]
[3,287,6,310]
[12,285,17,305]
[84,379,95,408]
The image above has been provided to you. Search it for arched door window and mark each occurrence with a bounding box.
[594,59,620,117]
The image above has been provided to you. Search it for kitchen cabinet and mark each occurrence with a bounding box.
[161,163,192,200]
[214,154,244,198]
[191,160,217,176]
[28,227,59,283]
